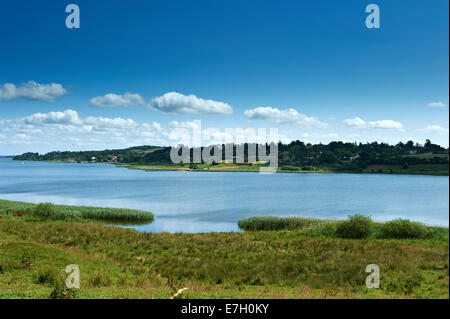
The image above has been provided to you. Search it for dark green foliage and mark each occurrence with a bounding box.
[48,277,78,299]
[319,151,339,163]
[36,269,56,285]
[20,249,36,269]
[336,214,373,239]
[380,219,433,239]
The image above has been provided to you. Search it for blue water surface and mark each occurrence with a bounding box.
[0,158,448,232]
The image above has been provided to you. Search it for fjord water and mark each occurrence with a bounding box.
[0,158,448,232]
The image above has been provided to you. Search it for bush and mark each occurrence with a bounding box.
[379,219,433,239]
[336,214,372,239]
[36,269,56,285]
[33,203,57,220]
[48,277,78,299]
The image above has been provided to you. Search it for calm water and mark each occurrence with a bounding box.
[0,158,448,232]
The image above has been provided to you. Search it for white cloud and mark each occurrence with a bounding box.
[84,116,137,129]
[244,107,327,128]
[342,117,367,129]
[90,93,145,107]
[0,109,169,150]
[0,81,67,101]
[422,125,449,134]
[427,101,447,108]
[369,120,404,130]
[23,109,83,126]
[149,92,233,114]
[343,117,404,131]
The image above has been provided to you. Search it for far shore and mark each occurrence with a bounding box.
[7,158,449,176]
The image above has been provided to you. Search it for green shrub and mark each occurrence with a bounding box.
[36,269,56,285]
[20,249,36,269]
[336,214,372,239]
[379,219,433,239]
[48,277,78,299]
[33,203,57,220]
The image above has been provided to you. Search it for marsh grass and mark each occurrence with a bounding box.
[0,219,448,298]
[238,216,329,231]
[0,199,153,223]
[238,215,448,241]
[0,199,448,298]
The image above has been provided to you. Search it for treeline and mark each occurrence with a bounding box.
[13,139,449,168]
[278,139,448,168]
[14,145,167,163]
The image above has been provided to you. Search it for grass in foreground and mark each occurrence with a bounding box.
[0,199,153,223]
[0,220,448,299]
[0,210,448,298]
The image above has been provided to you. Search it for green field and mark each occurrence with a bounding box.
[0,200,448,299]
[117,162,448,176]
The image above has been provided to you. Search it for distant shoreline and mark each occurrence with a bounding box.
[7,158,449,177]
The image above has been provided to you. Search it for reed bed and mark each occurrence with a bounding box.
[238,216,327,231]
[0,199,154,222]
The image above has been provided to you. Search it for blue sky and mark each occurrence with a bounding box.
[0,0,448,154]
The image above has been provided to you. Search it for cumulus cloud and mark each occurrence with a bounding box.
[89,93,145,107]
[23,109,83,126]
[422,125,449,134]
[149,92,233,114]
[342,117,367,129]
[343,117,404,131]
[427,101,447,108]
[369,120,404,130]
[0,81,67,101]
[244,107,327,128]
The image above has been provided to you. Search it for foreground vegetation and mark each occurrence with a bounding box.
[238,216,449,241]
[0,200,153,223]
[0,200,448,299]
